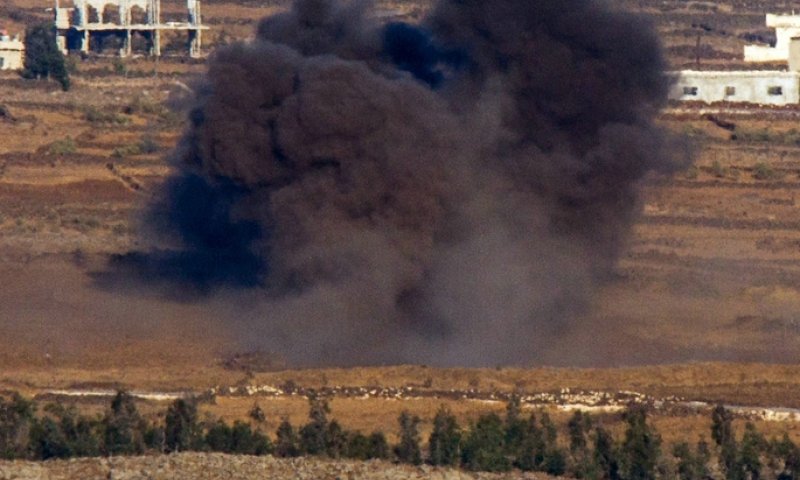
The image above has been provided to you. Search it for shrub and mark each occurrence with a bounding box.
[299,395,329,455]
[47,137,77,156]
[753,162,779,180]
[428,405,461,466]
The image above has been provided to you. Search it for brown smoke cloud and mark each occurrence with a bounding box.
[124,0,688,366]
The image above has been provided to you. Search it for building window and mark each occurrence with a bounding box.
[683,86,698,96]
[0,58,4,69]
[725,86,736,96]
[768,86,783,95]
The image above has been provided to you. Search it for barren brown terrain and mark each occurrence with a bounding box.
[1,0,800,478]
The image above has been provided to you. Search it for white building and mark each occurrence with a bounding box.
[745,14,800,63]
[0,31,23,70]
[669,70,800,105]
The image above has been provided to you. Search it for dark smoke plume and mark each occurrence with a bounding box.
[120,0,687,365]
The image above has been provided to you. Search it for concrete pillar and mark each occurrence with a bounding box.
[81,31,90,53]
[790,37,800,71]
[123,29,132,57]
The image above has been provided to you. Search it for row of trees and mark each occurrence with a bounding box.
[1,391,798,480]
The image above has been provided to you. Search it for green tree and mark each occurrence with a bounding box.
[368,431,390,459]
[21,23,70,91]
[205,421,232,452]
[299,394,329,455]
[0,393,35,459]
[345,432,372,460]
[712,405,743,480]
[460,413,510,472]
[773,433,799,480]
[428,405,461,466]
[673,441,710,480]
[621,406,661,480]
[740,423,765,480]
[230,421,271,455]
[594,426,621,480]
[275,419,300,457]
[568,411,595,478]
[325,420,347,458]
[164,398,201,453]
[395,410,422,465]
[102,391,145,455]
[28,417,72,459]
[43,403,100,457]
[540,412,567,475]
[516,412,546,471]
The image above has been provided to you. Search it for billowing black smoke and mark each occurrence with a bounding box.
[121,0,687,365]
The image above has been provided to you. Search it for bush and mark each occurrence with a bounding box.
[84,106,130,125]
[753,162,779,180]
[47,137,77,156]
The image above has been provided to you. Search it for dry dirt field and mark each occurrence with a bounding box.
[1,0,800,474]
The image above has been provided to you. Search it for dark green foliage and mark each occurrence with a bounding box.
[0,393,35,459]
[428,405,461,466]
[594,426,621,480]
[42,403,100,458]
[712,405,735,447]
[344,432,372,460]
[504,395,527,460]
[773,434,799,480]
[569,410,593,454]
[22,23,70,91]
[299,395,329,455]
[516,413,545,471]
[673,441,710,480]
[368,431,390,459]
[740,423,766,480]
[248,403,265,424]
[325,420,347,458]
[29,417,72,459]
[275,419,300,458]
[205,421,233,452]
[102,391,145,455]
[712,405,743,480]
[231,421,271,455]
[460,413,510,472]
[621,406,662,480]
[144,423,165,452]
[568,411,595,479]
[164,398,201,453]
[395,410,422,465]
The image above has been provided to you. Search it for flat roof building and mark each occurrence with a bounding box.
[0,31,24,70]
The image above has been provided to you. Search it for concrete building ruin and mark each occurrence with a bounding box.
[671,13,800,106]
[0,30,24,70]
[53,0,207,58]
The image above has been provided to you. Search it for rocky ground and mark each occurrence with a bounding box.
[0,453,560,480]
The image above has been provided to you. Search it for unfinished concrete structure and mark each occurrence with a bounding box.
[745,13,800,63]
[0,31,24,70]
[54,0,207,58]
